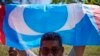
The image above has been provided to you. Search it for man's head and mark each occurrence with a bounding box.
[39,32,64,56]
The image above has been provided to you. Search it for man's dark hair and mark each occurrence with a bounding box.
[41,32,62,47]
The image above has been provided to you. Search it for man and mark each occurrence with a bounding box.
[39,32,64,56]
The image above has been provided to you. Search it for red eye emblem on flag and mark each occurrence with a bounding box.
[91,6,100,32]
[0,4,5,44]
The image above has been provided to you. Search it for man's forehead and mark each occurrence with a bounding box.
[42,40,59,44]
[41,40,60,48]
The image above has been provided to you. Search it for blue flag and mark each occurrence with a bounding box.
[3,4,100,50]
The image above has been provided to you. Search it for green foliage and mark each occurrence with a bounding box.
[84,0,99,5]
[51,0,61,4]
[51,0,100,5]
[51,0,75,4]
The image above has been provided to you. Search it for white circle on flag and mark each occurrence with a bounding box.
[8,5,43,35]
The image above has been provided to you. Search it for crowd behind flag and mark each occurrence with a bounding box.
[0,3,100,50]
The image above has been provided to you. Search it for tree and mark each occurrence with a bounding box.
[83,0,99,5]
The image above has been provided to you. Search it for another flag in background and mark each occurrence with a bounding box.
[0,4,5,44]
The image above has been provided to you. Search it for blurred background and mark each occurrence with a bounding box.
[0,0,100,56]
